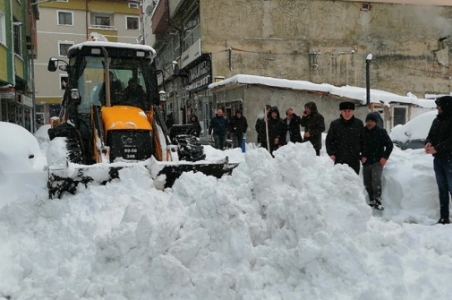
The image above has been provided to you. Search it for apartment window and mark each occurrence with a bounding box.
[0,12,5,45]
[58,11,73,26]
[91,13,113,28]
[128,2,139,8]
[58,41,73,56]
[13,22,21,55]
[126,16,139,30]
[60,75,68,90]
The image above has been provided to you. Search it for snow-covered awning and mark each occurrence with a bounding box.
[208,74,437,109]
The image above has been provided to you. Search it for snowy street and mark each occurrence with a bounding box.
[1,122,451,300]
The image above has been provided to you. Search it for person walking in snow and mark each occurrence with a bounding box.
[282,108,303,144]
[300,102,325,156]
[229,109,248,148]
[255,104,272,146]
[208,108,228,150]
[425,96,452,224]
[326,101,364,175]
[361,112,393,210]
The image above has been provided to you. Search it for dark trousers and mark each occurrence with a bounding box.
[231,133,242,148]
[213,134,226,150]
[433,157,452,219]
[363,162,384,200]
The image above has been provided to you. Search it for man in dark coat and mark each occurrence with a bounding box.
[255,104,272,146]
[229,110,248,148]
[361,112,393,210]
[425,96,452,224]
[263,106,284,154]
[326,101,364,175]
[208,108,228,150]
[300,102,325,156]
[282,108,303,144]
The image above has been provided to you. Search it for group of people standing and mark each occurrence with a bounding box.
[190,96,452,222]
[254,103,326,156]
[208,108,248,150]
[254,101,394,209]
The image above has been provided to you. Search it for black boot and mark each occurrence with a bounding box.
[437,218,450,225]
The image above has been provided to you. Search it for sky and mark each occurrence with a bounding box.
[1,113,452,300]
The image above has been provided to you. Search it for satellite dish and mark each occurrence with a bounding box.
[145,4,154,16]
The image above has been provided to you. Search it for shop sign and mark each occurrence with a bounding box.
[0,87,15,100]
[185,56,212,92]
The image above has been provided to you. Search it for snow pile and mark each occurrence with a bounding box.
[1,140,452,299]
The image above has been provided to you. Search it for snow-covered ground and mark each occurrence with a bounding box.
[1,120,451,300]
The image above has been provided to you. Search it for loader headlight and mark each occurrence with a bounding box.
[70,88,81,105]
[70,88,80,100]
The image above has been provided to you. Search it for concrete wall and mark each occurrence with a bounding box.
[200,0,452,98]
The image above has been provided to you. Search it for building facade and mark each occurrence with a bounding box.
[152,0,452,137]
[0,0,37,131]
[34,0,143,127]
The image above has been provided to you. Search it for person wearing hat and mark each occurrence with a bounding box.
[255,104,272,146]
[326,101,364,175]
[425,95,452,224]
[229,109,248,148]
[361,112,393,210]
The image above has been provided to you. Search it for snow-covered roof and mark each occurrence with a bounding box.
[209,74,437,109]
[69,41,156,57]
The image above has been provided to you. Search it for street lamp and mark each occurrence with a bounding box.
[366,53,372,106]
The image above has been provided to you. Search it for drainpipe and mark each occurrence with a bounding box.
[365,53,372,106]
[10,1,16,86]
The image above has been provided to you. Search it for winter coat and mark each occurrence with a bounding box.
[362,125,393,165]
[263,108,284,152]
[326,115,364,164]
[255,111,271,144]
[282,114,303,143]
[426,97,452,159]
[229,115,248,140]
[209,114,228,136]
[300,102,326,151]
[188,115,202,137]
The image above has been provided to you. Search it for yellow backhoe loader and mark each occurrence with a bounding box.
[46,40,237,198]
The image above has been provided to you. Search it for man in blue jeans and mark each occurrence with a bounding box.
[425,96,452,224]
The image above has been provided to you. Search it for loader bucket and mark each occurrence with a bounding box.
[148,157,239,189]
[48,158,239,198]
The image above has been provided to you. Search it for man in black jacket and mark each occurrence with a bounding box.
[265,106,284,154]
[255,104,272,146]
[300,102,326,156]
[425,96,452,224]
[326,101,364,175]
[229,110,248,148]
[282,108,303,144]
[361,112,393,210]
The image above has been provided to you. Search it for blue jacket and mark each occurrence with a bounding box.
[209,115,228,136]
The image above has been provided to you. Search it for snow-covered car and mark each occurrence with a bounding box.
[389,110,437,150]
[0,122,46,174]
